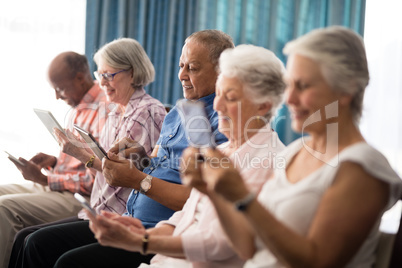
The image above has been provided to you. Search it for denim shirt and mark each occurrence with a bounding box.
[125,93,227,228]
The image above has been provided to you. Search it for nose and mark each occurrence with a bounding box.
[285,85,298,106]
[99,76,109,87]
[213,94,224,112]
[55,90,61,100]
[178,67,188,82]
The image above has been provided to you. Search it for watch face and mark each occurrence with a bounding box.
[141,181,151,190]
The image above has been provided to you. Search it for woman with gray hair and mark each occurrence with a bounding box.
[86,44,286,267]
[182,26,402,267]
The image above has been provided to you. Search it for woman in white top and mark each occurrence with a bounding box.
[182,26,402,267]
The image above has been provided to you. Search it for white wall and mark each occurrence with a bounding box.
[0,0,86,184]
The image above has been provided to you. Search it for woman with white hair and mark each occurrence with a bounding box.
[86,44,287,267]
[182,26,402,267]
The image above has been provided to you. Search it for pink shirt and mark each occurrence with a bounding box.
[47,82,108,196]
[149,126,286,267]
[78,88,166,219]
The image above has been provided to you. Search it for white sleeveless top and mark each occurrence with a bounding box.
[245,139,402,268]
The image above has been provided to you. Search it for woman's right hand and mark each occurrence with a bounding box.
[200,148,250,203]
[180,147,208,194]
[181,147,250,202]
[54,128,88,160]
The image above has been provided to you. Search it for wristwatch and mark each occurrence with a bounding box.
[234,192,256,212]
[139,175,153,194]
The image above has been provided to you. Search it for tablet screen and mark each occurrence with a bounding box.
[33,108,65,142]
[177,100,215,148]
[74,125,109,160]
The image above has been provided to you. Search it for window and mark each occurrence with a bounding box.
[362,0,402,176]
[363,0,402,233]
[0,0,86,184]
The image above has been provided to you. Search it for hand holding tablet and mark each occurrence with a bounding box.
[74,125,109,161]
[4,151,25,166]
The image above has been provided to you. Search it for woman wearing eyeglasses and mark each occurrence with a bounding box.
[9,38,166,268]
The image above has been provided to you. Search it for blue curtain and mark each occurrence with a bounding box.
[85,0,366,145]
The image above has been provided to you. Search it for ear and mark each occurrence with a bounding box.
[257,102,272,117]
[339,93,353,107]
[75,72,84,82]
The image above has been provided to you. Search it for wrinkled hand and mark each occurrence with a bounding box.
[9,157,48,185]
[183,147,249,202]
[102,153,141,188]
[30,152,57,169]
[87,210,145,251]
[54,128,90,160]
[109,137,150,171]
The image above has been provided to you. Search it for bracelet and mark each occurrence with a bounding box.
[85,155,95,168]
[141,232,149,255]
[234,192,256,212]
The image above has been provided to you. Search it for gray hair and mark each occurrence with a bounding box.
[218,44,286,120]
[94,38,155,90]
[185,30,234,65]
[283,26,369,124]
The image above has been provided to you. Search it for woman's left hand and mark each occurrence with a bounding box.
[86,210,145,252]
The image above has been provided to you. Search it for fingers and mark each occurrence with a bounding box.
[109,137,136,154]
[180,147,200,176]
[85,209,98,222]
[180,147,208,192]
[100,211,121,220]
[53,128,66,145]
[111,214,145,229]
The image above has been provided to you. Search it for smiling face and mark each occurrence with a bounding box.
[285,54,342,134]
[50,74,83,107]
[178,40,218,100]
[96,58,134,106]
[214,75,261,141]
[48,57,86,107]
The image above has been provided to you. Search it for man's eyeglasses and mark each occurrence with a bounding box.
[94,69,130,82]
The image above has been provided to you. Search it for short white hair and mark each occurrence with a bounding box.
[218,44,286,120]
[283,26,369,124]
[94,38,155,90]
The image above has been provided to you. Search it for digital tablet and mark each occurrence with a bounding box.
[74,193,97,216]
[33,108,65,142]
[74,125,109,160]
[177,100,215,148]
[4,151,25,166]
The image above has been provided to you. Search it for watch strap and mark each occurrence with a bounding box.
[234,192,256,212]
[140,232,149,255]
